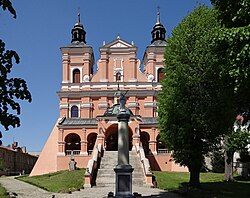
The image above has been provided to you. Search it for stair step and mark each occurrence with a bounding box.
[96,151,145,187]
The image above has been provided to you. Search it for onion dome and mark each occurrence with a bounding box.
[151,8,166,45]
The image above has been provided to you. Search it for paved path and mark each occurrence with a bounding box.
[0,176,182,198]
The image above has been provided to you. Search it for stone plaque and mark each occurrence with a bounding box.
[118,175,130,192]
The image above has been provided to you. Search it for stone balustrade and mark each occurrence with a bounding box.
[84,143,103,188]
[134,143,153,186]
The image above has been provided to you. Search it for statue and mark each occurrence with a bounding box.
[119,92,126,112]
[69,150,76,171]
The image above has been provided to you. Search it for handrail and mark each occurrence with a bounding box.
[84,143,103,188]
[134,143,153,186]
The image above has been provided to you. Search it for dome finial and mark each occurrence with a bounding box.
[157,6,161,24]
[117,33,120,39]
[77,7,81,24]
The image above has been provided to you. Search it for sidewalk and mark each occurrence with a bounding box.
[0,176,182,198]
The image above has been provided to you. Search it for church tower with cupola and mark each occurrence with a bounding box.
[59,13,94,119]
[31,11,187,179]
[60,13,94,85]
[143,9,166,83]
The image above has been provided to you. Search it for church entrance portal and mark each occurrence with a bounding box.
[105,124,133,151]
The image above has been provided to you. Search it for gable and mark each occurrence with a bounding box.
[110,42,128,48]
[104,38,134,49]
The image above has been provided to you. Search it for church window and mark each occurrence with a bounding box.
[156,31,160,39]
[116,72,121,81]
[73,69,80,83]
[157,68,164,82]
[71,105,79,117]
[74,32,78,40]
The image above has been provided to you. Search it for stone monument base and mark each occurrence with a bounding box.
[114,164,134,198]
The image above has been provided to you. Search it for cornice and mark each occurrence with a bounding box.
[58,89,159,98]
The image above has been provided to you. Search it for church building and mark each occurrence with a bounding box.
[30,11,187,177]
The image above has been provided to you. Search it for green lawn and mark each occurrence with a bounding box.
[0,183,8,198]
[17,169,85,193]
[15,169,250,197]
[153,171,250,198]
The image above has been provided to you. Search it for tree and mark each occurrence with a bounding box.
[224,114,250,180]
[211,0,250,181]
[211,149,225,173]
[0,0,16,18]
[0,0,32,143]
[211,0,250,28]
[158,6,233,188]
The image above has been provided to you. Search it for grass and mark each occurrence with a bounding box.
[153,171,250,198]
[14,169,250,197]
[17,169,85,193]
[0,183,8,198]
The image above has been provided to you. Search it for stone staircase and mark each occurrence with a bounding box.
[95,151,145,187]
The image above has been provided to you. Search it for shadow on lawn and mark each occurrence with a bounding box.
[170,181,250,198]
[233,175,250,182]
[142,191,182,198]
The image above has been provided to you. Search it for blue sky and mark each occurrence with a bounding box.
[0,0,211,151]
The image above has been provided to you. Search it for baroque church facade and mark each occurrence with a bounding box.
[31,12,187,176]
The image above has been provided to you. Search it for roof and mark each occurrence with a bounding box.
[140,117,158,125]
[58,118,97,126]
[58,116,158,127]
[62,42,91,48]
[150,40,167,46]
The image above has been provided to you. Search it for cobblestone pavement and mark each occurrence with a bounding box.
[0,176,183,198]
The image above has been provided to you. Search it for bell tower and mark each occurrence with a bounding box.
[143,8,166,83]
[59,13,94,118]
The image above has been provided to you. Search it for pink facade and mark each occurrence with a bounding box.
[30,12,187,176]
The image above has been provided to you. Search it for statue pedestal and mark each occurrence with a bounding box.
[114,165,134,198]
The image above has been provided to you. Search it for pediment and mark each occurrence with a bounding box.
[110,42,128,48]
[104,38,134,49]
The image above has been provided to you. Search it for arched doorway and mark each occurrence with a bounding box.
[105,124,133,151]
[87,133,97,155]
[65,133,81,155]
[140,131,150,154]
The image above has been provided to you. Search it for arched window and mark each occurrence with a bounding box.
[73,32,78,40]
[162,33,165,39]
[116,72,121,81]
[71,105,79,118]
[157,68,164,82]
[73,69,80,83]
[156,31,160,39]
[65,133,81,155]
